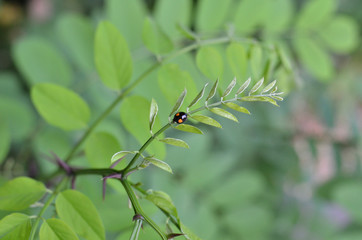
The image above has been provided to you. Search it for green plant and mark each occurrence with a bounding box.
[0,0,359,239]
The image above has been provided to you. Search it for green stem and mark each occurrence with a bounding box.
[130,219,143,240]
[121,180,167,240]
[63,36,233,164]
[123,123,171,174]
[188,97,238,115]
[73,168,120,176]
[29,177,67,240]
[131,181,181,231]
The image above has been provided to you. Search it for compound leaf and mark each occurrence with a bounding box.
[12,37,72,86]
[149,98,159,132]
[206,78,219,101]
[159,138,189,149]
[142,17,173,54]
[56,190,105,240]
[249,77,264,95]
[210,108,238,122]
[39,218,79,240]
[144,157,173,174]
[188,83,208,109]
[223,102,250,115]
[0,213,31,240]
[0,177,46,211]
[222,77,237,98]
[293,37,334,81]
[31,83,90,130]
[191,115,222,128]
[236,77,251,95]
[170,89,187,117]
[196,47,223,80]
[174,124,203,134]
[95,21,132,90]
[146,190,178,221]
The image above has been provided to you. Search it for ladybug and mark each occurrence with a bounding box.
[173,112,187,124]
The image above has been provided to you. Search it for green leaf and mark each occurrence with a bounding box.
[56,190,105,240]
[293,37,334,80]
[56,13,94,73]
[0,213,31,240]
[0,96,36,141]
[240,96,279,106]
[39,218,79,240]
[170,89,187,117]
[222,77,237,98]
[12,36,72,86]
[236,77,251,95]
[0,119,10,164]
[296,0,336,30]
[249,77,264,95]
[196,0,232,32]
[249,44,263,79]
[174,124,203,134]
[149,98,159,132]
[263,0,293,34]
[159,138,189,148]
[226,43,248,81]
[196,47,223,80]
[234,0,269,34]
[0,177,46,211]
[319,16,359,53]
[180,223,203,240]
[144,157,173,174]
[262,52,278,83]
[142,17,173,54]
[111,151,137,163]
[120,96,166,159]
[188,83,208,109]
[223,102,250,114]
[276,43,293,72]
[206,78,219,101]
[155,0,192,39]
[31,83,90,130]
[85,132,121,168]
[146,190,178,219]
[176,23,198,40]
[158,64,197,107]
[95,21,132,90]
[210,108,238,122]
[272,96,284,101]
[190,115,222,128]
[261,80,276,93]
[106,0,146,50]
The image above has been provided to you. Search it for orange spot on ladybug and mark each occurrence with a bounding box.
[178,119,183,123]
[176,113,180,116]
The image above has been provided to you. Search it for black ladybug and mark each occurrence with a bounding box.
[173,112,187,124]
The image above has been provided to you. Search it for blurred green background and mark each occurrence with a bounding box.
[0,0,361,239]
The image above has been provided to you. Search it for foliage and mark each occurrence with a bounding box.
[0,0,360,240]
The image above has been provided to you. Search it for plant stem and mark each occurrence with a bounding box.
[123,123,171,174]
[188,97,239,115]
[29,177,67,240]
[73,168,120,176]
[130,181,181,231]
[121,179,167,240]
[63,36,233,164]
